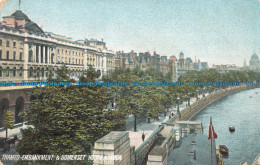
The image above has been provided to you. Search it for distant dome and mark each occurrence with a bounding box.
[11,10,31,21]
[251,53,259,60]
[185,57,193,63]
[180,52,184,56]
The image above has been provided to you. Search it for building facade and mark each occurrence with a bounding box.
[0,10,115,83]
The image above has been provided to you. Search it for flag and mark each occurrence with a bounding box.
[208,119,217,139]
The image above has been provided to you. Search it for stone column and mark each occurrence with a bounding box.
[48,47,51,64]
[40,45,43,63]
[43,45,45,64]
[103,54,107,75]
[33,44,36,63]
[23,39,29,81]
[84,49,87,69]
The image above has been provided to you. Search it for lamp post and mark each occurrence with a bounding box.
[188,93,190,106]
[196,90,199,100]
[203,88,205,97]
[177,97,180,115]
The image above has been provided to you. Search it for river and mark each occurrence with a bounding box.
[191,88,260,165]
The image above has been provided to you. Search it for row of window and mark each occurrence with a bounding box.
[0,67,23,77]
[0,67,84,78]
[57,49,83,57]
[57,56,83,65]
[27,68,83,78]
[0,50,23,60]
[0,39,23,48]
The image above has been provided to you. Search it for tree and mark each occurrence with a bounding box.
[16,66,123,165]
[2,110,14,139]
[79,66,101,82]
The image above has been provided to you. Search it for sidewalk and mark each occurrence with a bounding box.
[127,93,210,149]
[0,123,29,139]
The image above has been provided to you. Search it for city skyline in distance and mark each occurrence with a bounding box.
[1,0,259,66]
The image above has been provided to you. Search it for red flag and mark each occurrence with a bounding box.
[212,125,217,138]
[208,124,217,139]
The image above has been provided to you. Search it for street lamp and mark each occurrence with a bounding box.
[196,90,199,100]
[203,88,205,97]
[188,93,190,106]
[177,97,180,115]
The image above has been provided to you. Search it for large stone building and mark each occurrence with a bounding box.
[0,10,115,83]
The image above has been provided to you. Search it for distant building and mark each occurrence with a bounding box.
[115,51,209,81]
[249,53,260,71]
[212,64,241,73]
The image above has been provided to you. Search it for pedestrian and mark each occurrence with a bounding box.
[142,132,145,141]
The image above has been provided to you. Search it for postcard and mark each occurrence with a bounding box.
[0,0,259,165]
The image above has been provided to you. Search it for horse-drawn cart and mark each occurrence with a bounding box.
[0,136,18,152]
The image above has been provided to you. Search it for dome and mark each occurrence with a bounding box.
[180,51,184,55]
[251,53,259,60]
[185,57,193,63]
[11,10,31,21]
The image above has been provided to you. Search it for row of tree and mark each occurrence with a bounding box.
[15,66,260,164]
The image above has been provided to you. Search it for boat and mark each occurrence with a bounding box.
[219,145,229,156]
[229,125,235,132]
[250,96,253,98]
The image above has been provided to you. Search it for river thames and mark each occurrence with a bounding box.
[191,88,260,165]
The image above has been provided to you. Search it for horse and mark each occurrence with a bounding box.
[7,135,18,147]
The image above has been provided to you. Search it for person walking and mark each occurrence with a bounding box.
[142,132,145,141]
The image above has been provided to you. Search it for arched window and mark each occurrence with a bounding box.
[69,58,71,64]
[51,53,54,64]
[0,98,10,127]
[19,67,23,77]
[6,67,10,77]
[29,67,33,77]
[46,68,49,77]
[28,50,33,62]
[15,97,24,124]
[13,67,16,77]
[0,67,2,77]
[37,67,40,77]
[42,68,44,77]
[52,68,55,77]
[6,41,10,47]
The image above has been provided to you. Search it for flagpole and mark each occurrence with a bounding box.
[210,117,213,165]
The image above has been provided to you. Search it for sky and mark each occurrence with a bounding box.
[1,0,259,66]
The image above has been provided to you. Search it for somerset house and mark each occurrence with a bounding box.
[0,10,115,83]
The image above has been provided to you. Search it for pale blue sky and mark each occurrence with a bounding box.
[1,0,259,66]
